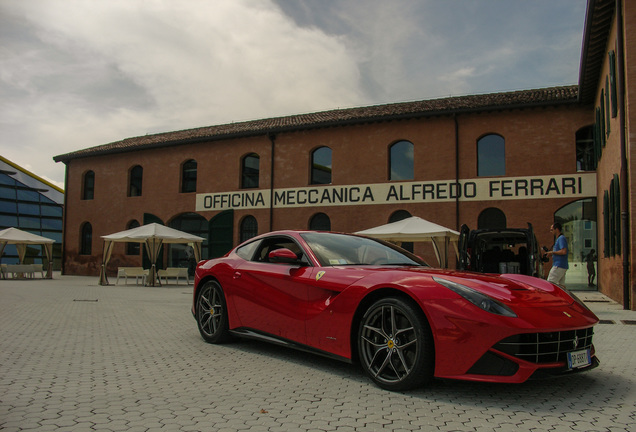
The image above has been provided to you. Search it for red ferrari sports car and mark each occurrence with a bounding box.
[193,231,599,390]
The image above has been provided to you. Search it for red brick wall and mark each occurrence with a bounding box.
[61,104,592,277]
[624,0,636,309]
[593,1,636,308]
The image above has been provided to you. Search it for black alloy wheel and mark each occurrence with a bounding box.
[196,280,232,343]
[358,297,434,391]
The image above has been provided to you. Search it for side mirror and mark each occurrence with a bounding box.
[268,248,301,264]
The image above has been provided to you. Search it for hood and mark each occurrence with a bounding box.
[341,265,575,308]
[428,269,574,308]
[319,264,577,308]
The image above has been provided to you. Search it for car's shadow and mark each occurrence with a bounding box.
[219,336,629,410]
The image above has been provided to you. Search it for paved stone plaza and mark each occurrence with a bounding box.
[1,274,635,431]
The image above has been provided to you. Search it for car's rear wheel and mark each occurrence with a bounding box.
[196,280,232,343]
[358,297,433,391]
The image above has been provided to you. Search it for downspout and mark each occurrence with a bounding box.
[61,162,69,275]
[454,113,460,231]
[268,133,276,231]
[616,0,630,309]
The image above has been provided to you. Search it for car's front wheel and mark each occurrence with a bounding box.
[358,297,434,391]
[195,280,232,343]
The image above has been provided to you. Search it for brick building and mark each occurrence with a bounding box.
[54,0,635,310]
[577,0,635,309]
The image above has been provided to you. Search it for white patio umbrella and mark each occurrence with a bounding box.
[355,216,460,268]
[99,223,204,286]
[0,227,55,278]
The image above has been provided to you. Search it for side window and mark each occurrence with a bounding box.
[82,170,95,200]
[80,222,92,255]
[311,147,332,185]
[235,239,261,260]
[129,165,143,197]
[253,237,308,264]
[389,140,414,181]
[241,153,260,189]
[181,159,197,193]
[477,134,505,177]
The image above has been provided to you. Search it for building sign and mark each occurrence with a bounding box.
[196,173,596,212]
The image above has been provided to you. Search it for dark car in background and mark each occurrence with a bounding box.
[458,223,544,278]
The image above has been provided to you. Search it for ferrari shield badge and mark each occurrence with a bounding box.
[316,271,325,281]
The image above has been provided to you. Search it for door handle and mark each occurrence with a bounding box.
[233,271,242,279]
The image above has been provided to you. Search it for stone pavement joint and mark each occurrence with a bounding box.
[1,274,635,431]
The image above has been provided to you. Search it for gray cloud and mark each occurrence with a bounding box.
[1,0,585,187]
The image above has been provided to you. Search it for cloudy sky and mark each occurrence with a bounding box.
[1,0,587,189]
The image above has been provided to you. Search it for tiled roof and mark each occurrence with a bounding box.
[54,85,579,163]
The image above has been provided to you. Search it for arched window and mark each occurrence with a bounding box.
[240,215,258,242]
[576,126,595,171]
[389,141,414,181]
[309,213,331,231]
[82,170,95,200]
[129,165,143,197]
[389,210,413,252]
[311,147,332,185]
[168,212,209,266]
[181,159,197,193]
[241,154,260,189]
[478,208,506,229]
[477,134,505,176]
[80,222,92,255]
[389,210,411,223]
[126,220,141,255]
[165,213,209,277]
[556,198,598,271]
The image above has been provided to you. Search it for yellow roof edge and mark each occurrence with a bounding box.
[0,155,64,194]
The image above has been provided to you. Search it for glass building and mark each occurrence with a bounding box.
[0,156,64,269]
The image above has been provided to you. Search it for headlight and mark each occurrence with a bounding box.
[433,277,517,317]
[563,288,592,312]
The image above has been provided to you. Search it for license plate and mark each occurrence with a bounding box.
[567,349,591,369]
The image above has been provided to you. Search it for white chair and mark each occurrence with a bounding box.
[157,267,190,285]
[116,267,149,285]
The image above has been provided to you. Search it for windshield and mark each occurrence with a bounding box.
[300,232,427,267]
